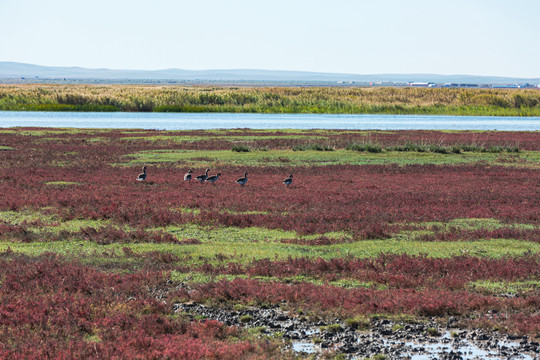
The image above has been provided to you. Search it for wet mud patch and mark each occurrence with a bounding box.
[175,302,539,359]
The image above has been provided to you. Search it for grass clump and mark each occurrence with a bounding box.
[345,316,371,330]
[231,144,251,152]
[239,315,254,323]
[320,324,343,333]
[248,326,267,335]
[346,142,383,153]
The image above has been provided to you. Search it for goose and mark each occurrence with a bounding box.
[184,169,193,182]
[235,172,248,186]
[196,168,210,183]
[136,166,147,181]
[205,172,221,185]
[283,174,293,187]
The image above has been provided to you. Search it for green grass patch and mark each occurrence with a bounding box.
[169,270,379,289]
[122,149,539,167]
[393,218,539,242]
[53,219,113,234]
[0,128,104,136]
[169,271,250,284]
[439,218,537,231]
[292,143,335,151]
[469,279,540,295]
[121,134,328,143]
[446,218,509,230]
[0,209,57,226]
[2,211,538,268]
[1,238,538,269]
[164,224,298,244]
[45,181,81,187]
[164,224,350,245]
[0,209,113,234]
[399,218,539,235]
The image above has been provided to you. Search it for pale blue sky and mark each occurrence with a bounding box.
[1,0,539,77]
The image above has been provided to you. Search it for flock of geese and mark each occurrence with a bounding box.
[136,166,294,187]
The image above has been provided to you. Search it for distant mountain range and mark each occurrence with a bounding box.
[1,62,539,85]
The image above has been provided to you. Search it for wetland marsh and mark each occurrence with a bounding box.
[0,128,538,359]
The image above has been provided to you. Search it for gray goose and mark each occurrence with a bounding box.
[205,172,221,185]
[184,169,193,182]
[196,168,210,183]
[235,172,248,186]
[136,166,147,181]
[283,174,293,187]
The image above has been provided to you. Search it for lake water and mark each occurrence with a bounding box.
[0,111,539,130]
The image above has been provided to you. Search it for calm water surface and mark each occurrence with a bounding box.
[0,111,539,130]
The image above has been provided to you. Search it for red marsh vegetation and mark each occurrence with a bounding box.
[0,253,281,359]
[0,128,539,350]
[0,162,537,237]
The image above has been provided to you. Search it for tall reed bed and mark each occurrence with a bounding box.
[1,84,539,115]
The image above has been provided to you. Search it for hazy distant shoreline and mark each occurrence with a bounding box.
[1,62,540,86]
